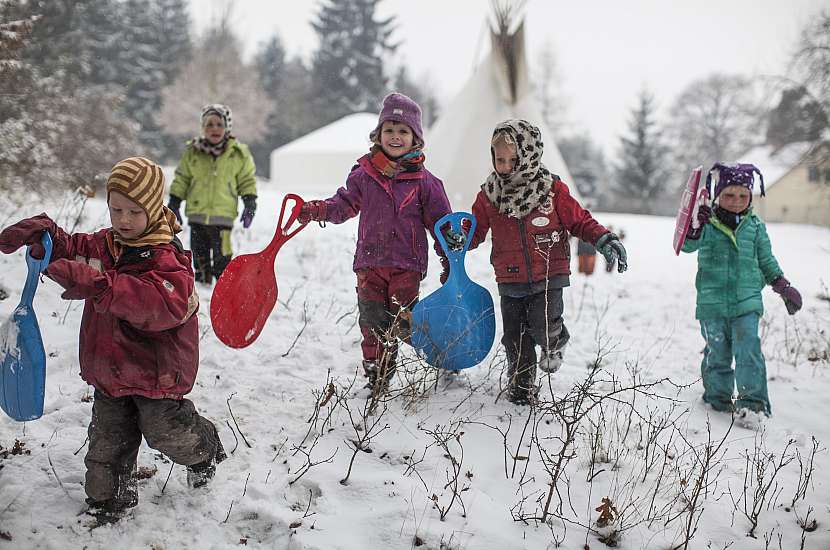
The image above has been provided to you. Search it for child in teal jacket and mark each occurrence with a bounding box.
[682,163,802,420]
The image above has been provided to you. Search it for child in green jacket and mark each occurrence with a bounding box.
[682,163,802,423]
[168,104,257,284]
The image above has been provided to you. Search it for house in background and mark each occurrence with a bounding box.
[739,141,830,226]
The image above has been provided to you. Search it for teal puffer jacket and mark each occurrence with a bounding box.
[682,210,782,320]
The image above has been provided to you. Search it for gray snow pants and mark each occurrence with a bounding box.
[85,390,220,505]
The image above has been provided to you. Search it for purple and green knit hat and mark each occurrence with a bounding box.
[707,162,765,199]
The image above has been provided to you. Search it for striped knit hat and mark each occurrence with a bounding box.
[106,157,181,247]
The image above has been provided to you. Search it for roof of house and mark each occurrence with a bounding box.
[737,141,814,194]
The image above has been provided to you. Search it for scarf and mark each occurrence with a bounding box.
[191,133,234,157]
[482,120,555,219]
[368,145,425,178]
[714,205,748,231]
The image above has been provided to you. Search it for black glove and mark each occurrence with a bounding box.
[595,232,628,273]
[167,196,183,224]
[240,195,257,229]
[444,229,466,251]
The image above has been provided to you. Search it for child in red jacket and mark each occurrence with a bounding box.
[0,157,224,524]
[464,120,628,404]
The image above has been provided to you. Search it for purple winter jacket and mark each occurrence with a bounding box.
[323,155,452,276]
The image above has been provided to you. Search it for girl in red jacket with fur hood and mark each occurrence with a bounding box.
[464,120,628,405]
[0,157,225,524]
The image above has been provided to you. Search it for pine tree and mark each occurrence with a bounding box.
[766,86,828,148]
[120,0,192,159]
[558,133,609,206]
[309,0,397,128]
[250,35,314,178]
[392,66,439,127]
[613,89,670,214]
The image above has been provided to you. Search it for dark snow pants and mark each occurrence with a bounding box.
[500,289,570,399]
[85,390,220,506]
[190,223,232,284]
[356,267,420,369]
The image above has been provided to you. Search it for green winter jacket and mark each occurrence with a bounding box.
[682,209,783,320]
[170,138,257,227]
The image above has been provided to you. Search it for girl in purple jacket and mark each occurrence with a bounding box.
[299,93,452,393]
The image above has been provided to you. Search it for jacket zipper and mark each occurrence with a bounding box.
[517,218,533,283]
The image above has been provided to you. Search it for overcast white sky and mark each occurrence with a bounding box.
[189,0,827,156]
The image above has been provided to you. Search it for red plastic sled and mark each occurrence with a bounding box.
[673,166,706,255]
[210,194,306,348]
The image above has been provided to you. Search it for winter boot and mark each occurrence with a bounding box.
[506,359,538,405]
[187,428,227,489]
[85,493,137,526]
[362,360,380,389]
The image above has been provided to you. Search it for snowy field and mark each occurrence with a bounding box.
[0,183,829,550]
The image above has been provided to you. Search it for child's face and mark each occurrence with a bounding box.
[202,114,226,145]
[493,141,518,175]
[379,121,414,158]
[717,185,751,213]
[109,191,148,240]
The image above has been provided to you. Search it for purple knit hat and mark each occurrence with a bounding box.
[707,162,765,199]
[369,92,424,146]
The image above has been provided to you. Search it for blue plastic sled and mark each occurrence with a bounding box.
[0,232,52,421]
[410,212,495,370]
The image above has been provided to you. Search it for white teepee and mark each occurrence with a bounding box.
[426,7,575,209]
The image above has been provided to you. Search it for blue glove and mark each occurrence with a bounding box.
[240,195,257,229]
[595,232,628,273]
[167,196,183,224]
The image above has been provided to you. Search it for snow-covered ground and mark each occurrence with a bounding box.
[1,184,829,550]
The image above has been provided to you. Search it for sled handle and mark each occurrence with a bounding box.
[434,211,477,258]
[22,231,52,307]
[269,194,307,250]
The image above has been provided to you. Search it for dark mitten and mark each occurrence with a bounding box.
[595,232,628,273]
[686,205,712,240]
[0,213,57,259]
[240,195,257,228]
[298,200,327,224]
[444,229,466,251]
[771,276,802,315]
[167,196,183,224]
[45,258,107,300]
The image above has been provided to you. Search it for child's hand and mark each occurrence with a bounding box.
[167,196,183,224]
[0,214,55,259]
[771,276,802,315]
[439,255,450,284]
[596,233,628,273]
[298,200,327,224]
[240,195,257,229]
[45,259,107,300]
[444,229,466,251]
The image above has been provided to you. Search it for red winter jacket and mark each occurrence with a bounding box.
[48,223,200,399]
[469,179,609,284]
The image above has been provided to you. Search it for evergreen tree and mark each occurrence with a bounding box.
[309,0,397,128]
[392,66,439,127]
[766,86,828,148]
[250,34,291,178]
[558,133,609,206]
[120,0,191,159]
[613,89,670,214]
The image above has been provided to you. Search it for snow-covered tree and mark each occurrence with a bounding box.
[120,0,192,158]
[667,73,766,178]
[792,11,830,127]
[249,34,311,178]
[613,89,670,214]
[533,40,568,133]
[157,18,272,144]
[309,0,397,128]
